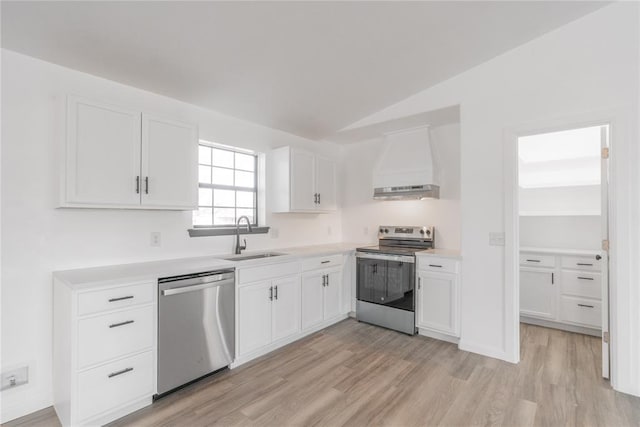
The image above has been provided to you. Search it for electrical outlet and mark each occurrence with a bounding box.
[150,232,161,247]
[489,232,505,246]
[1,366,28,391]
[270,228,279,239]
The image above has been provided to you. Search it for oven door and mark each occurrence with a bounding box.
[356,252,415,311]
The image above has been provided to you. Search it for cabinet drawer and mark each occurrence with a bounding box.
[238,261,300,285]
[78,282,154,316]
[301,254,343,272]
[561,255,601,271]
[78,305,154,368]
[560,296,601,328]
[77,351,154,422]
[519,254,555,268]
[418,257,458,274]
[561,271,602,299]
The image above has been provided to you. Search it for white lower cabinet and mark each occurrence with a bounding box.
[301,268,342,330]
[416,256,461,338]
[520,249,605,332]
[238,274,301,357]
[53,280,156,427]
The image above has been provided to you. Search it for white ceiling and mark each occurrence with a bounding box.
[1,1,608,140]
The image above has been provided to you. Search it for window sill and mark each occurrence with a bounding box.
[188,226,270,237]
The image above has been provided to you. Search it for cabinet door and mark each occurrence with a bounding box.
[65,96,141,206]
[141,114,198,209]
[520,268,556,320]
[417,271,459,336]
[323,269,342,320]
[238,282,273,355]
[290,149,316,211]
[315,157,337,211]
[301,272,324,330]
[272,275,301,342]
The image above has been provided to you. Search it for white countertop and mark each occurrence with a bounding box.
[520,246,603,256]
[415,248,462,259]
[54,242,363,291]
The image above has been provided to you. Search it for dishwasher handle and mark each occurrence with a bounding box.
[161,275,234,297]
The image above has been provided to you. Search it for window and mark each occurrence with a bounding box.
[194,143,258,227]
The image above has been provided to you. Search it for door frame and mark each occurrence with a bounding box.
[503,109,626,385]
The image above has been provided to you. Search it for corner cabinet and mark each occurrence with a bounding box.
[62,96,198,210]
[416,256,461,339]
[267,146,337,213]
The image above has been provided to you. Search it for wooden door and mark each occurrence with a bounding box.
[238,282,272,356]
[65,96,141,207]
[271,275,301,342]
[141,114,197,209]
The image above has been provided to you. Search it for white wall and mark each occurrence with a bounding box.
[520,215,601,250]
[338,3,640,395]
[340,122,460,249]
[0,50,343,421]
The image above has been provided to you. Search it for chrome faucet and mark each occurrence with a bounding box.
[235,216,253,254]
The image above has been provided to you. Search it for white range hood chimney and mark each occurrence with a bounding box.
[372,125,440,200]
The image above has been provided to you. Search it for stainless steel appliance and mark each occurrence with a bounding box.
[157,268,235,397]
[356,226,434,335]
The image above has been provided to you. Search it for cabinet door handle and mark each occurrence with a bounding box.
[526,259,540,263]
[313,193,318,204]
[109,320,134,329]
[318,193,321,204]
[578,304,594,308]
[322,275,326,287]
[551,273,554,285]
[135,176,140,194]
[274,285,278,300]
[578,276,594,281]
[418,277,421,290]
[326,275,329,286]
[109,295,134,303]
[108,367,133,378]
[145,176,149,194]
[269,286,273,301]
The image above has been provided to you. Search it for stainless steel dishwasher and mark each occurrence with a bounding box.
[156,268,235,397]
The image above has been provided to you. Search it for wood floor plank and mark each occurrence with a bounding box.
[5,321,640,427]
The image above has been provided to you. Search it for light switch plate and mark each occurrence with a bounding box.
[489,232,505,246]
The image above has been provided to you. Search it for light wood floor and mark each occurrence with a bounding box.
[6,320,640,427]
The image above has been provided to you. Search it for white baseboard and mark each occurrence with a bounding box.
[417,328,459,344]
[520,316,601,337]
[231,313,349,368]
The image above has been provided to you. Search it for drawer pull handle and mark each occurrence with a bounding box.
[578,304,594,308]
[321,260,331,264]
[429,264,443,268]
[526,259,541,263]
[109,320,135,329]
[108,295,134,303]
[578,276,594,281]
[108,367,134,378]
[577,263,593,266]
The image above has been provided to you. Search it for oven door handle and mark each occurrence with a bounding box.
[356,252,415,264]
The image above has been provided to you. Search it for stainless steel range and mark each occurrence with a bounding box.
[356,226,434,335]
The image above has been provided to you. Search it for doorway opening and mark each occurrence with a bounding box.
[516,124,610,379]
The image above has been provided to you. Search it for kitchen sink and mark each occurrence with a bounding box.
[221,252,287,261]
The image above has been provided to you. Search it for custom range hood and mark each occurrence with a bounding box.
[372,126,440,200]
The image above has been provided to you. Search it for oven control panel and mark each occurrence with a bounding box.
[378,225,434,240]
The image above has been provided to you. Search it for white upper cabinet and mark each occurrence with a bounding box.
[62,96,198,210]
[268,146,337,213]
[65,97,142,207]
[141,114,198,209]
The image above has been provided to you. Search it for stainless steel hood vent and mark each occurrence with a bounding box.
[373,184,440,200]
[372,126,440,200]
